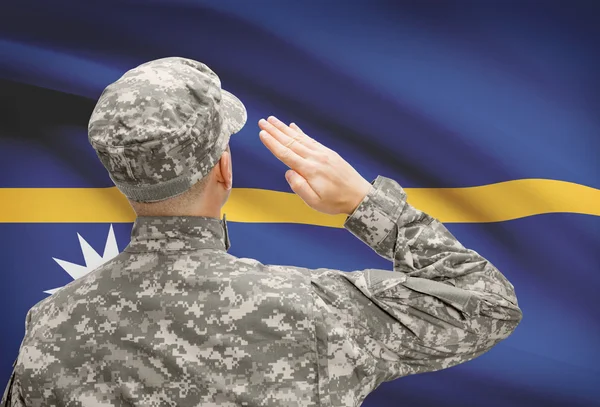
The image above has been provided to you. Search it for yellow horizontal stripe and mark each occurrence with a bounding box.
[0,179,598,225]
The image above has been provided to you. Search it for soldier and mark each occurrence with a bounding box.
[2,57,522,407]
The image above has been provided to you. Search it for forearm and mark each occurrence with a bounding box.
[305,175,523,386]
[344,175,521,324]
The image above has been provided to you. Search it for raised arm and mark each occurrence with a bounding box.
[344,173,521,333]
[258,117,522,404]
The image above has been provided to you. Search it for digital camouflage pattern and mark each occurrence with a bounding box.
[2,176,522,407]
[88,57,247,203]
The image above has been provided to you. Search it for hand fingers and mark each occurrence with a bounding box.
[289,123,304,133]
[285,170,320,205]
[259,118,313,158]
[290,123,323,149]
[259,129,307,171]
[264,116,318,152]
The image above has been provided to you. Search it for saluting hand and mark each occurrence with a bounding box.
[258,116,372,216]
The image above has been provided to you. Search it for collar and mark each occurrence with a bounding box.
[124,213,231,253]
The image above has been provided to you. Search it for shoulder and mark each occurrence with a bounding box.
[27,252,129,327]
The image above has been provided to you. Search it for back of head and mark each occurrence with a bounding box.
[127,171,211,216]
[88,57,246,204]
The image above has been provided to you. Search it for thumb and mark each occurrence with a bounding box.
[285,170,319,205]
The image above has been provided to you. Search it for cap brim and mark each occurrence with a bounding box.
[221,89,247,135]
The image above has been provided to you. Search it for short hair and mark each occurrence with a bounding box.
[129,174,211,216]
[129,144,229,216]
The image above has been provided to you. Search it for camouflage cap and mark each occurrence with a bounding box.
[88,57,247,202]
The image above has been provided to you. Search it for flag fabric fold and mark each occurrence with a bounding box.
[1,1,599,406]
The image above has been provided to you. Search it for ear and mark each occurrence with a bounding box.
[216,145,232,190]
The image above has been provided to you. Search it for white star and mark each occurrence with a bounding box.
[44,225,120,295]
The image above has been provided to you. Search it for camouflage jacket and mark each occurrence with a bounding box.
[2,176,522,407]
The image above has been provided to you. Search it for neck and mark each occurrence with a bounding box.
[131,200,222,219]
[171,206,221,218]
[126,214,231,252]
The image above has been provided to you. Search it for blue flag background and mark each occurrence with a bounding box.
[1,1,599,406]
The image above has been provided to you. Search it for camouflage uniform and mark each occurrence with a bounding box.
[2,57,522,407]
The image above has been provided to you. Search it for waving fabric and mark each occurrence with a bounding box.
[1,1,598,406]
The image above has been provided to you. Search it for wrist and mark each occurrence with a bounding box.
[345,180,373,215]
[343,176,408,249]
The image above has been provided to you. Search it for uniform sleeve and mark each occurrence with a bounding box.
[308,176,522,406]
[1,311,31,407]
